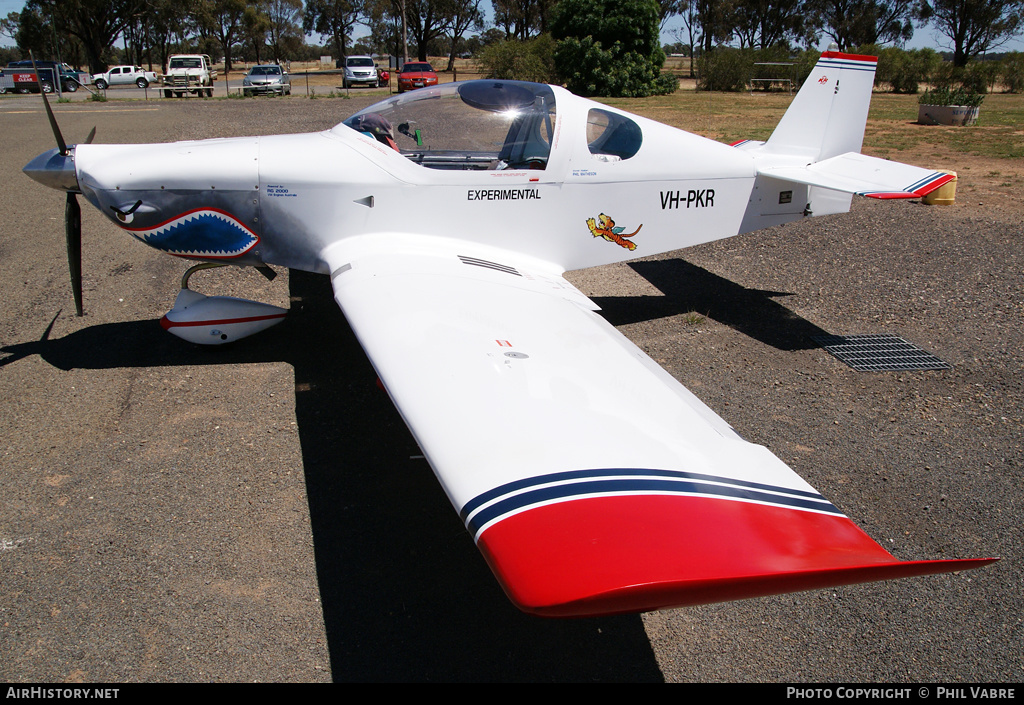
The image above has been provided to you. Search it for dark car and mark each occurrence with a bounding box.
[397,62,438,93]
[5,60,82,93]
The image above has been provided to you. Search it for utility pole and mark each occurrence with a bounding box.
[400,0,408,63]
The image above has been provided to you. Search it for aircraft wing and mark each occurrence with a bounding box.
[324,234,993,617]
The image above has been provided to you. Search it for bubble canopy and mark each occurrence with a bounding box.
[338,80,557,170]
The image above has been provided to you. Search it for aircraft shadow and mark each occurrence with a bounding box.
[590,259,831,351]
[286,271,662,682]
[1,271,664,682]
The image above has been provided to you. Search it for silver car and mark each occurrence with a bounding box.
[242,64,291,96]
[342,56,378,88]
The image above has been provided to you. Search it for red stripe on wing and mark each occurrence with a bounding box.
[477,494,995,617]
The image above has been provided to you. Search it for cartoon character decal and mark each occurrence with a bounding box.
[586,213,642,251]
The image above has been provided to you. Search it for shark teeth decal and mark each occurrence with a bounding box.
[122,208,258,259]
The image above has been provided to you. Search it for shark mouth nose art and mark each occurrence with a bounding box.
[122,208,259,259]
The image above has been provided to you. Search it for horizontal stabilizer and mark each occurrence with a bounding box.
[760,152,955,200]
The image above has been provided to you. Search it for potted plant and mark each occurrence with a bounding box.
[918,87,983,126]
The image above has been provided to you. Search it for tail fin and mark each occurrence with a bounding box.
[737,51,954,233]
[764,51,878,162]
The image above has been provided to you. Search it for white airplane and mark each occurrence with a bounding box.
[24,52,994,617]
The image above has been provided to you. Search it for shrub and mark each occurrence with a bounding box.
[872,46,943,94]
[919,86,984,107]
[961,60,999,94]
[1001,52,1024,93]
[556,36,674,96]
[478,35,557,84]
[653,71,680,94]
[695,48,752,91]
[551,0,675,97]
[791,50,821,86]
[696,47,821,93]
[747,45,798,90]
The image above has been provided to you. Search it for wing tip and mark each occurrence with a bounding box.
[861,171,957,200]
[475,492,997,618]
[512,557,999,618]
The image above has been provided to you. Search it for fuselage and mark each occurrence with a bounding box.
[72,82,759,276]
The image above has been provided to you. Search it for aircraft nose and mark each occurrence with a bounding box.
[23,147,80,192]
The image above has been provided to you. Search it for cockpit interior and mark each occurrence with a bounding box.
[342,81,557,170]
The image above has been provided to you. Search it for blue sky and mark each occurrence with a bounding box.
[2,0,1022,54]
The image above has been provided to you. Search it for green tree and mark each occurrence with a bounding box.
[656,0,687,31]
[266,0,304,61]
[493,0,556,39]
[806,0,914,51]
[692,0,736,54]
[144,0,204,70]
[916,0,1024,67]
[29,0,143,73]
[242,1,273,62]
[200,0,249,72]
[404,0,450,61]
[303,0,363,60]
[11,5,48,57]
[0,12,18,44]
[551,0,676,96]
[733,0,811,49]
[478,33,556,81]
[443,0,484,69]
[363,0,405,58]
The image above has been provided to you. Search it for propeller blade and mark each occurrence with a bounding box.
[26,53,86,316]
[65,192,83,316]
[30,51,68,156]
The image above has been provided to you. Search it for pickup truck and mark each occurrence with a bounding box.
[162,54,217,97]
[92,65,159,89]
[4,60,85,93]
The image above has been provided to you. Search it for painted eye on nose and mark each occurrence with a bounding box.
[110,200,144,224]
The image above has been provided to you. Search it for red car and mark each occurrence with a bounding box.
[397,62,438,93]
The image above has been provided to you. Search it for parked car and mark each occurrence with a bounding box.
[397,62,438,93]
[242,64,291,96]
[6,60,83,93]
[341,55,379,88]
[92,65,159,89]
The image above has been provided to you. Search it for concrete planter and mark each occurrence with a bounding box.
[918,104,980,126]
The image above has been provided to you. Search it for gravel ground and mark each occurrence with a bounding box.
[0,94,1020,683]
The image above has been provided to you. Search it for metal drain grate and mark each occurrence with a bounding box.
[812,334,952,372]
